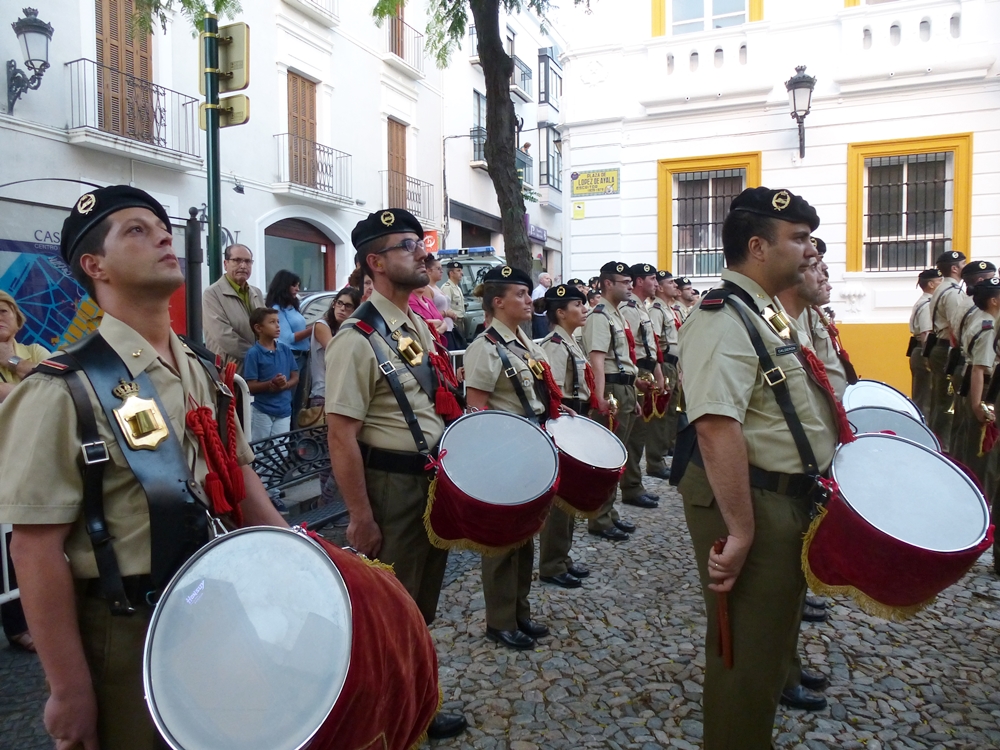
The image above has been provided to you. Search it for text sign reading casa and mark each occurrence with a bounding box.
[570,169,620,197]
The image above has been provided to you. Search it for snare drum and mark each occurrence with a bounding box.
[425,411,559,554]
[842,379,924,422]
[846,406,941,452]
[545,415,627,517]
[803,434,993,618]
[143,527,439,750]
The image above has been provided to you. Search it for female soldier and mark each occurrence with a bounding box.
[464,265,562,650]
[537,284,593,589]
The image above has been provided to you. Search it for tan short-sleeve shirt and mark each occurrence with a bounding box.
[619,294,656,366]
[961,308,996,371]
[930,279,963,337]
[440,280,465,320]
[679,269,838,475]
[797,307,849,401]
[464,319,548,417]
[582,303,639,377]
[540,325,590,401]
[0,314,254,579]
[324,289,445,452]
[909,293,933,336]
[648,300,676,352]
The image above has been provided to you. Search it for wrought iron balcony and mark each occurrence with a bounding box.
[516,148,534,187]
[65,58,199,158]
[380,170,435,222]
[510,55,533,101]
[275,133,352,202]
[386,16,425,75]
[471,126,487,162]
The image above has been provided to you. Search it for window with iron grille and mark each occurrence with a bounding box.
[539,126,562,190]
[672,0,746,35]
[863,152,953,271]
[472,91,487,161]
[673,169,745,277]
[538,48,561,109]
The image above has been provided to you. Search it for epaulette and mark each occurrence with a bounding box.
[32,354,78,376]
[698,287,731,311]
[593,304,605,313]
[353,320,375,335]
[984,320,994,331]
[624,299,637,308]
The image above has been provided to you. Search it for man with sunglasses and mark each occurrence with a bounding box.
[324,209,467,741]
[203,244,265,372]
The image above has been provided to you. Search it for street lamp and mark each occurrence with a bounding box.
[785,65,816,159]
[7,7,54,114]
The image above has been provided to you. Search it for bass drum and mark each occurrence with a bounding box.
[842,379,923,422]
[143,527,438,750]
[846,406,941,452]
[545,415,627,517]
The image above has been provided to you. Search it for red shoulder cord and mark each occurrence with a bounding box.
[427,342,463,422]
[814,306,853,367]
[584,361,600,411]
[653,333,664,364]
[539,361,564,420]
[623,326,638,365]
[798,346,855,446]
[185,362,245,526]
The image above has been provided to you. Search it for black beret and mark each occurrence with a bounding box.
[599,261,631,276]
[445,260,463,270]
[961,260,995,278]
[566,278,586,286]
[544,284,587,303]
[61,185,172,263]
[935,250,966,265]
[675,277,692,288]
[917,268,942,282]
[810,236,827,256]
[482,265,532,288]
[729,187,820,232]
[352,209,423,259]
[629,262,657,279]
[656,270,673,281]
[974,277,1000,293]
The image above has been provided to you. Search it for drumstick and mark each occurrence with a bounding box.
[713,537,733,669]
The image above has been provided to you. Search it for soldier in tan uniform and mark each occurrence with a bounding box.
[618,263,665,508]
[675,187,837,750]
[675,277,698,321]
[909,268,942,417]
[0,186,287,750]
[646,270,679,476]
[440,260,466,342]
[538,284,593,589]
[324,208,467,740]
[583,261,640,541]
[464,265,556,650]
[926,250,967,450]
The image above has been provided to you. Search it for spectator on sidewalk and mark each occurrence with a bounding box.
[244,308,299,442]
[203,244,264,372]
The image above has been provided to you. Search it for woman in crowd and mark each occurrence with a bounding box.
[309,286,361,509]
[425,254,463,350]
[266,270,312,369]
[0,291,51,652]
[409,254,448,344]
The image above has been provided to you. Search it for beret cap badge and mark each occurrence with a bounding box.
[501,266,513,278]
[380,211,395,227]
[771,191,791,211]
[76,194,97,215]
[556,285,566,297]
[617,263,625,273]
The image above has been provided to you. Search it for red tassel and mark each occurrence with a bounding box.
[800,346,855,445]
[982,422,999,455]
[540,361,564,420]
[435,386,463,422]
[653,333,664,364]
[203,472,231,514]
[624,326,638,365]
[584,362,600,411]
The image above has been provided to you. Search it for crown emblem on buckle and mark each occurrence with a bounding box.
[76,194,97,215]
[771,191,791,211]
[380,211,395,227]
[501,266,512,278]
[112,379,140,400]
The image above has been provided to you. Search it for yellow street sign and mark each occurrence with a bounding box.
[199,95,251,130]
[571,168,620,197]
[199,22,250,95]
[572,202,586,219]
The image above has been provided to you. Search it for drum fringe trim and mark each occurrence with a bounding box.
[554,495,602,520]
[423,478,536,557]
[800,507,935,622]
[405,688,444,750]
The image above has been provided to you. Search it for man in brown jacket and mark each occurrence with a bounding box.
[202,244,265,371]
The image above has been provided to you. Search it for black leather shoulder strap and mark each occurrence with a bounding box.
[549,332,580,398]
[353,301,437,399]
[590,306,625,374]
[485,328,539,423]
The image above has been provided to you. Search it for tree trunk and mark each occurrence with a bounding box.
[468,0,532,276]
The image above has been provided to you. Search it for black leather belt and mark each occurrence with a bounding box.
[78,575,155,606]
[562,397,585,414]
[637,357,657,372]
[360,443,430,475]
[934,339,950,348]
[748,466,816,500]
[664,353,679,366]
[604,373,637,386]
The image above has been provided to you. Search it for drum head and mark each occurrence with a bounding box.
[831,434,989,553]
[144,528,352,750]
[846,406,941,452]
[440,411,558,505]
[546,415,627,469]
[842,379,923,422]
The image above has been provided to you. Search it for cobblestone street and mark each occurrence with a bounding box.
[2,476,999,749]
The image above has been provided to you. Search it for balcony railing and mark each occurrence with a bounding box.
[66,58,199,157]
[541,152,562,191]
[510,55,533,99]
[386,17,424,74]
[275,133,352,202]
[380,170,434,222]
[468,25,479,60]
[471,126,487,162]
[516,149,534,187]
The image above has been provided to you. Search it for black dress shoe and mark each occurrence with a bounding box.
[642,491,660,501]
[590,526,630,541]
[567,562,590,578]
[802,604,828,623]
[805,595,827,609]
[780,685,827,711]
[516,619,549,638]
[613,519,637,533]
[427,713,468,740]
[646,468,671,479]
[486,627,534,649]
[800,668,829,692]
[623,495,658,508]
[540,572,582,589]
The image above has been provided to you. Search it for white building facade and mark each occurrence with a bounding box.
[557,0,1000,388]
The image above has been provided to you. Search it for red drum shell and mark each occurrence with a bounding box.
[553,449,624,517]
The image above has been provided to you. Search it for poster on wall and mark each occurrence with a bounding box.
[570,169,620,197]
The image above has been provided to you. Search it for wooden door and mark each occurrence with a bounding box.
[287,72,317,187]
[387,119,407,209]
[95,0,155,143]
[390,4,404,58]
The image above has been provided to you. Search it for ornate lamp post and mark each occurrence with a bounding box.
[785,65,816,159]
[7,7,53,114]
